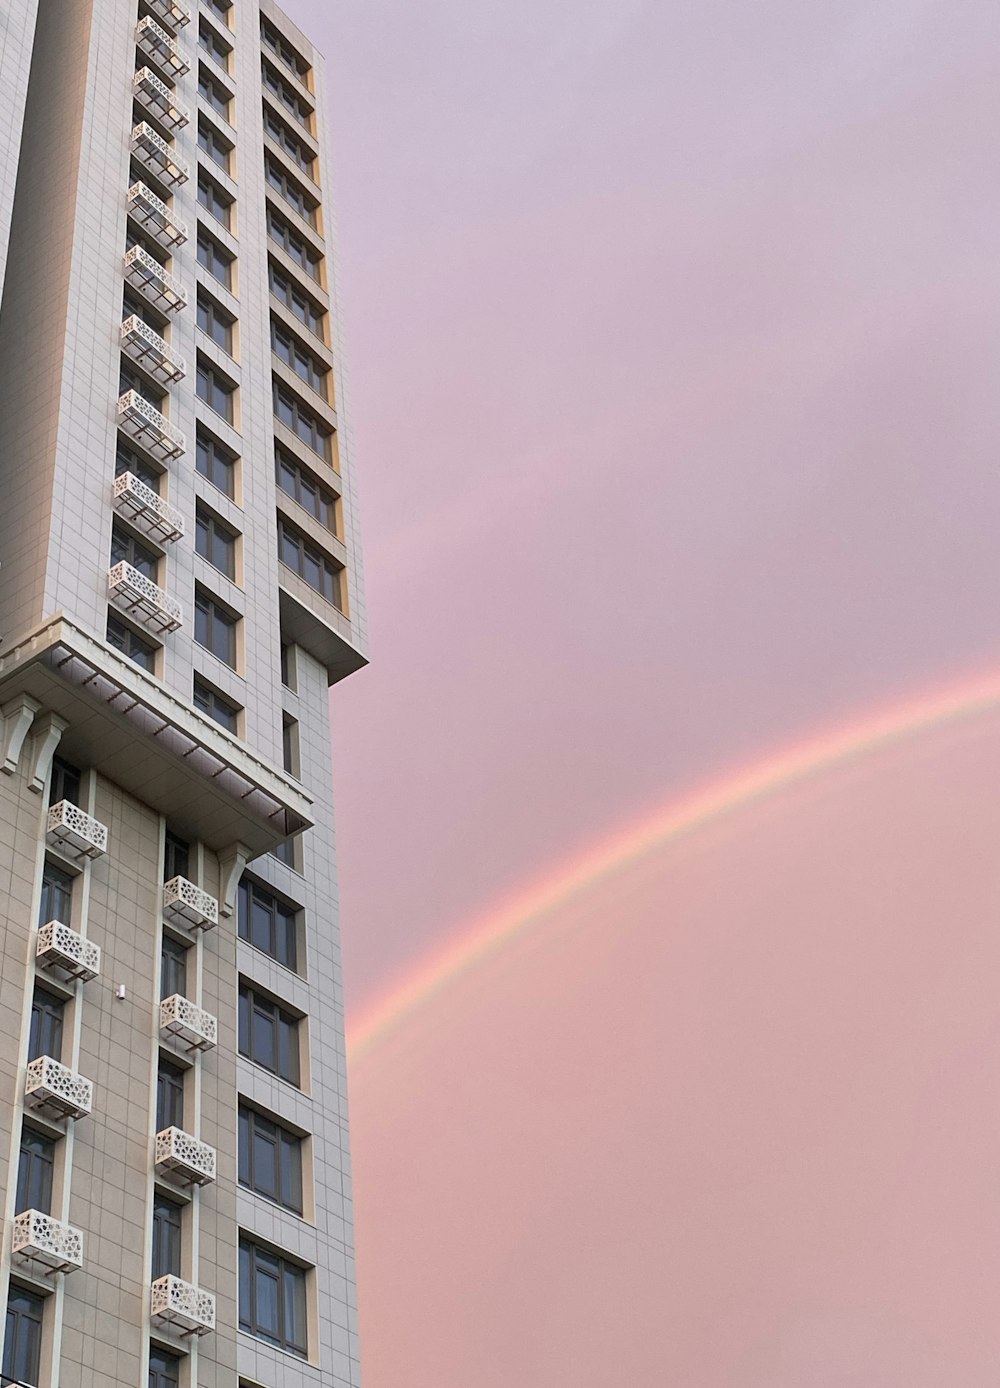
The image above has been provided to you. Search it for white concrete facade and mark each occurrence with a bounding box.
[0,2,365,1386]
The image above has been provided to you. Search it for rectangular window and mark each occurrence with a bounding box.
[115,440,162,492]
[199,19,231,71]
[107,614,158,673]
[272,383,331,460]
[280,642,294,689]
[271,321,328,398]
[271,834,299,870]
[238,1106,303,1213]
[193,676,241,734]
[261,58,313,129]
[16,1130,55,1214]
[237,879,297,970]
[204,0,231,23]
[195,504,238,578]
[196,427,236,498]
[38,861,73,927]
[49,756,81,808]
[197,226,234,289]
[111,522,160,581]
[149,1346,182,1388]
[268,261,325,337]
[194,588,239,668]
[164,831,190,883]
[265,157,317,226]
[282,716,298,777]
[277,519,343,609]
[151,1195,183,1280]
[239,1238,308,1356]
[28,987,64,1063]
[198,116,233,173]
[266,208,321,280]
[238,984,300,1086]
[275,450,337,531]
[263,107,315,176]
[3,1288,43,1388]
[260,18,311,81]
[197,356,236,422]
[197,170,233,229]
[197,291,235,352]
[198,64,231,120]
[119,362,166,409]
[160,935,188,1000]
[156,1059,185,1131]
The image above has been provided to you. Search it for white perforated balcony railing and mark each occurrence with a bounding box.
[123,244,187,314]
[25,1056,93,1120]
[135,16,190,78]
[120,314,186,386]
[113,470,184,544]
[155,1127,217,1186]
[117,389,186,461]
[108,561,183,634]
[13,1210,84,1273]
[163,876,219,930]
[46,801,108,860]
[131,122,189,187]
[133,66,189,129]
[37,921,101,983]
[127,181,188,249]
[145,0,191,32]
[151,1274,215,1335]
[160,994,218,1051]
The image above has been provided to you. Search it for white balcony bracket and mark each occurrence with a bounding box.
[127,182,188,250]
[123,245,187,316]
[154,1127,217,1186]
[25,1056,93,1120]
[135,17,191,80]
[113,471,185,543]
[12,1210,84,1274]
[37,921,101,983]
[146,0,192,32]
[162,877,219,931]
[28,712,69,794]
[217,843,250,918]
[46,800,108,860]
[151,1275,216,1335]
[160,994,218,1051]
[133,68,189,130]
[0,694,40,776]
[131,122,189,187]
[108,562,183,634]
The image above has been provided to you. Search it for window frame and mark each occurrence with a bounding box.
[39,861,73,927]
[156,1058,186,1132]
[160,934,188,1001]
[198,115,233,173]
[238,1238,308,1356]
[107,612,158,673]
[151,1194,184,1280]
[238,1105,304,1214]
[28,987,65,1064]
[196,354,236,423]
[237,878,298,971]
[277,518,343,609]
[268,262,325,338]
[272,383,331,461]
[194,587,239,669]
[198,63,232,120]
[197,225,234,289]
[266,208,321,281]
[195,503,238,579]
[197,169,233,230]
[195,427,237,498]
[199,18,232,71]
[49,756,81,808]
[3,1287,44,1388]
[193,676,241,734]
[15,1129,55,1215]
[164,831,190,884]
[271,320,329,398]
[238,983,301,1086]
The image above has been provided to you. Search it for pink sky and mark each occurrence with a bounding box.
[281,0,1000,1379]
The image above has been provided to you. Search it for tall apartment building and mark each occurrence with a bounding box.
[0,0,366,1385]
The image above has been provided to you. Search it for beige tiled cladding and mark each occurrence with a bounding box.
[0,0,364,1384]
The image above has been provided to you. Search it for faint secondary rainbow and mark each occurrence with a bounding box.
[347,671,1000,1063]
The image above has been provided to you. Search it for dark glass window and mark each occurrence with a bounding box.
[271,835,298,869]
[237,879,297,970]
[266,208,321,280]
[198,64,231,119]
[156,1059,185,1131]
[164,832,189,883]
[278,520,343,608]
[238,1239,308,1355]
[119,362,165,409]
[193,677,240,734]
[203,0,231,23]
[195,505,237,577]
[280,642,293,688]
[49,756,81,808]
[260,18,310,79]
[238,985,300,1086]
[151,1195,183,1280]
[265,158,316,226]
[28,987,64,1063]
[197,357,235,422]
[107,614,158,673]
[38,861,73,926]
[198,117,232,172]
[275,450,336,531]
[194,589,238,668]
[271,321,328,398]
[261,58,312,128]
[238,1106,303,1213]
[199,19,231,71]
[197,292,234,352]
[282,717,298,776]
[115,440,161,491]
[3,1288,43,1388]
[197,226,233,288]
[149,1346,181,1388]
[272,384,330,460]
[197,171,233,229]
[111,523,159,581]
[195,428,236,497]
[15,1130,55,1214]
[263,108,315,176]
[268,262,325,337]
[160,935,188,1000]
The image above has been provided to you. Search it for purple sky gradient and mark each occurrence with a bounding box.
[281,0,1000,1378]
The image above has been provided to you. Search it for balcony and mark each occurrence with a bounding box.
[135,16,190,80]
[131,122,189,188]
[133,67,189,130]
[151,1275,215,1336]
[120,314,185,387]
[163,876,219,931]
[155,1127,217,1186]
[123,244,187,316]
[160,994,218,1051]
[46,801,108,860]
[113,470,184,545]
[117,388,185,460]
[36,921,101,983]
[108,561,182,634]
[25,1056,93,1120]
[145,0,191,32]
[127,181,187,250]
[12,1210,84,1274]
